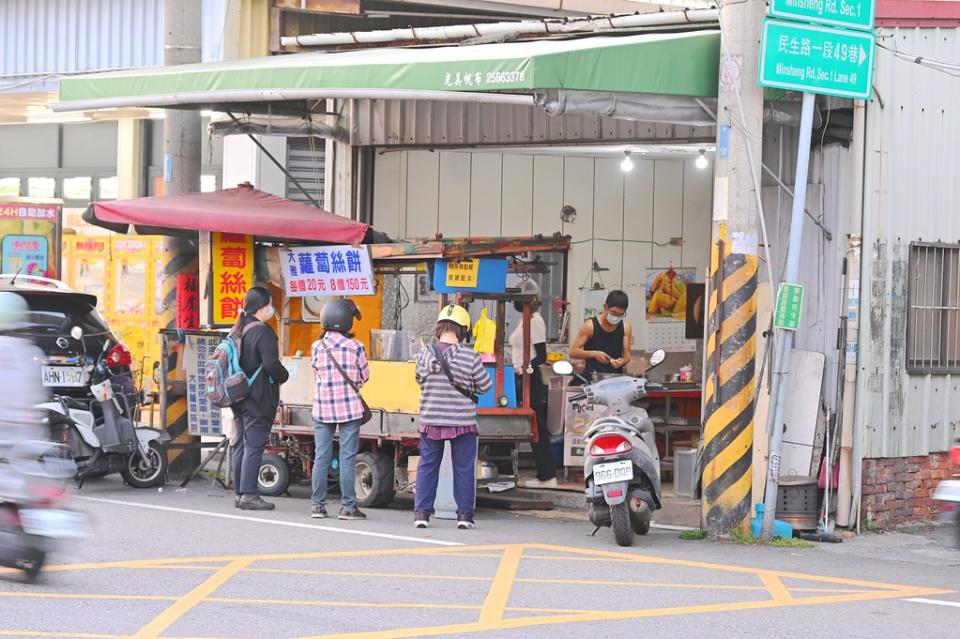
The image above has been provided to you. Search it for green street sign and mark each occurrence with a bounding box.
[770,0,876,32]
[774,283,804,331]
[759,19,875,100]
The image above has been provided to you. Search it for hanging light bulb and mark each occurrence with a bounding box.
[620,150,634,172]
[695,149,709,170]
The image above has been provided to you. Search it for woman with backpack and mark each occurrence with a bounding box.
[231,287,289,511]
[413,304,492,530]
[309,298,370,521]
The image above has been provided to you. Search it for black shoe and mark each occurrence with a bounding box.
[414,511,431,529]
[238,495,275,511]
[338,506,367,521]
[311,504,328,519]
[457,512,476,530]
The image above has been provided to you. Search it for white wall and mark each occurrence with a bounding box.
[221,135,287,196]
[373,149,713,349]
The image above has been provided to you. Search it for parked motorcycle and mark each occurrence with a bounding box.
[0,440,87,582]
[932,440,960,548]
[39,327,168,489]
[554,349,666,547]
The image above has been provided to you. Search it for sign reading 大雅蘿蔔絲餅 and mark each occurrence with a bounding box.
[280,245,375,298]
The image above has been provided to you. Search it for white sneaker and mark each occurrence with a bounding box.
[520,477,559,489]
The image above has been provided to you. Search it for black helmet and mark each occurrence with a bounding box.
[320,298,361,333]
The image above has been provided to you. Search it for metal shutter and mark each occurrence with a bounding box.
[285,138,325,207]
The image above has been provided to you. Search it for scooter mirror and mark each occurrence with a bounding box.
[648,349,666,368]
[552,360,574,376]
[70,326,84,341]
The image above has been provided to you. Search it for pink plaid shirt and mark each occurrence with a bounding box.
[311,331,370,425]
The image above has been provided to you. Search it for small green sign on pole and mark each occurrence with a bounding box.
[759,18,876,100]
[774,283,805,331]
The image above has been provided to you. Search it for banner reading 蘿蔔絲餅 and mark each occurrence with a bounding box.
[280,245,375,297]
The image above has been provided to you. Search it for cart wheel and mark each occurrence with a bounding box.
[355,452,395,508]
[258,453,290,497]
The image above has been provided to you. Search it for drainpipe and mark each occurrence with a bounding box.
[281,9,720,47]
[836,100,866,528]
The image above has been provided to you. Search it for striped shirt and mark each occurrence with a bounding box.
[415,342,492,429]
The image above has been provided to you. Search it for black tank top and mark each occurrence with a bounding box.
[584,315,624,374]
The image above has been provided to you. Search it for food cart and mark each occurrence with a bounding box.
[267,236,569,507]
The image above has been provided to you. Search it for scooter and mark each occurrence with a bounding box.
[554,349,666,547]
[0,440,87,582]
[39,327,168,489]
[932,440,960,549]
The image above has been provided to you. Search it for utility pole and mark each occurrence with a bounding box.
[160,0,203,478]
[700,0,765,536]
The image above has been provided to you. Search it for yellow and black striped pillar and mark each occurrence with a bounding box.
[160,237,200,478]
[701,237,759,534]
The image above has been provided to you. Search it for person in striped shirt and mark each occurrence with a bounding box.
[413,304,492,530]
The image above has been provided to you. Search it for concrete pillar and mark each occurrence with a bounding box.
[116,119,144,200]
[700,0,766,536]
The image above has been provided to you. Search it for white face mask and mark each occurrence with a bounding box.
[607,312,624,325]
[260,305,275,321]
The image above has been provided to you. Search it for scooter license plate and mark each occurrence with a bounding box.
[41,366,85,388]
[19,509,88,538]
[594,460,634,486]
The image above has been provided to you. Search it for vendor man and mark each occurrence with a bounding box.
[569,289,633,377]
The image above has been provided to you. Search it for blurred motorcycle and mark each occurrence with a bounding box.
[932,440,960,549]
[0,440,87,582]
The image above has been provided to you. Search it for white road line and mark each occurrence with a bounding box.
[905,598,960,609]
[75,496,464,547]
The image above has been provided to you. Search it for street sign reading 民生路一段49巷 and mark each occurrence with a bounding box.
[770,0,876,32]
[759,18,875,100]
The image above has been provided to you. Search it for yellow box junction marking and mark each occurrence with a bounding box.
[0,543,951,639]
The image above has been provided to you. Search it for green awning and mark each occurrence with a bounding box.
[55,30,720,112]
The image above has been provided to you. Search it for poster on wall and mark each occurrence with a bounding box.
[280,245,375,298]
[645,267,697,321]
[686,283,706,340]
[645,267,699,352]
[1,235,49,276]
[184,334,222,437]
[213,233,254,325]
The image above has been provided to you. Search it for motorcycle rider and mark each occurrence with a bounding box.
[0,292,47,457]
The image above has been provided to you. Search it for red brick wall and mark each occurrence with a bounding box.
[862,453,953,527]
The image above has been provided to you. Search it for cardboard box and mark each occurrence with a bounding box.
[562,388,606,467]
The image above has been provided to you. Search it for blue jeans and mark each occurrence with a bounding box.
[414,433,478,515]
[312,420,362,509]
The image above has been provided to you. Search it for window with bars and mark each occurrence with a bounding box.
[907,242,960,373]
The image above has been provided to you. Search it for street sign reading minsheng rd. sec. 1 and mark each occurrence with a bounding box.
[770,0,876,32]
[759,18,875,100]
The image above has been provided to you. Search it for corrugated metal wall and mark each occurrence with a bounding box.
[858,27,960,458]
[0,0,229,81]
[350,99,715,147]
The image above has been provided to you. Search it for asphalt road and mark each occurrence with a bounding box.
[2,476,958,639]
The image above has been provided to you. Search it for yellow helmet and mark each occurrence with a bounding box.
[437,304,471,328]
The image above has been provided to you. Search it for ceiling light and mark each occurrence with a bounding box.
[620,150,634,173]
[695,149,709,170]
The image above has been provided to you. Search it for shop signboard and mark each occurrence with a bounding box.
[1,236,49,276]
[774,283,805,331]
[184,334,222,436]
[432,258,508,294]
[0,203,60,278]
[213,233,254,324]
[445,259,480,288]
[281,244,375,298]
[759,18,875,99]
[769,0,876,32]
